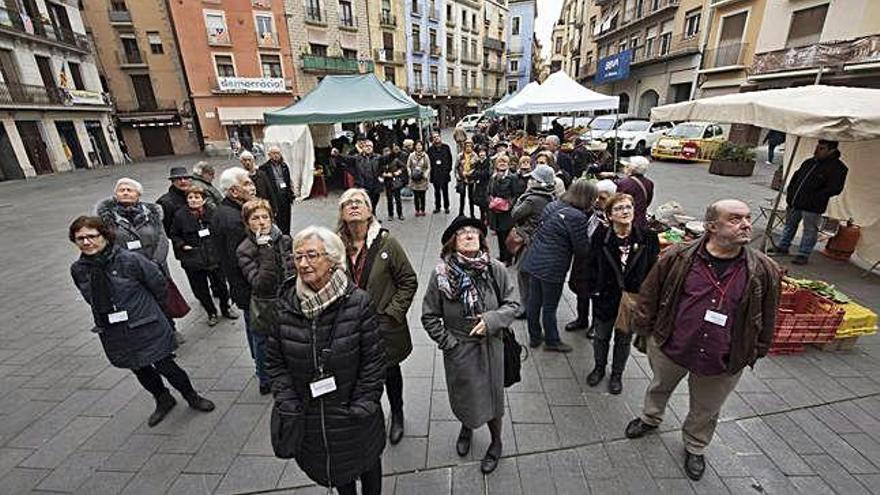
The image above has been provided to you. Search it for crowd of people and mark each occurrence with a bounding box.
[66,124,818,493]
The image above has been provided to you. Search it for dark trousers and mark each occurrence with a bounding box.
[592,318,633,375]
[458,183,475,217]
[336,460,382,495]
[385,185,403,218]
[768,142,778,163]
[432,182,449,211]
[367,190,381,214]
[496,229,512,263]
[527,277,564,346]
[413,190,426,212]
[184,267,230,316]
[575,292,591,325]
[132,355,196,399]
[243,310,269,385]
[386,364,403,415]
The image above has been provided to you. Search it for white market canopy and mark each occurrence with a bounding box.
[650,85,880,142]
[495,72,619,115]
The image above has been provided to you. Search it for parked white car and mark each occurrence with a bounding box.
[579,114,630,141]
[457,112,485,132]
[605,120,674,155]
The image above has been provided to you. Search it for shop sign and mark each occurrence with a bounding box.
[595,50,632,84]
[217,77,286,93]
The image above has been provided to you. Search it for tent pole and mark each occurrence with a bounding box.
[762,135,801,252]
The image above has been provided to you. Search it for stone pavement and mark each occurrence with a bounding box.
[0,150,879,495]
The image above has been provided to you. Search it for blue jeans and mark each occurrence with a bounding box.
[777,208,821,256]
[527,277,564,346]
[242,309,269,385]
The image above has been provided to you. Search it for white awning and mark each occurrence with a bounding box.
[217,106,281,125]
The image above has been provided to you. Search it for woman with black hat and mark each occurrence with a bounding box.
[421,216,519,474]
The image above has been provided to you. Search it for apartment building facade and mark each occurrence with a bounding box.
[369,0,408,88]
[0,0,122,180]
[80,0,199,159]
[506,0,533,93]
[404,0,444,98]
[482,0,506,100]
[549,18,565,73]
[583,0,705,118]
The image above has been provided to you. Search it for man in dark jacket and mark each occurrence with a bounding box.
[772,140,848,265]
[156,166,192,235]
[544,135,575,181]
[331,140,384,209]
[191,162,223,208]
[427,132,453,213]
[625,199,780,481]
[212,167,271,392]
[255,146,296,235]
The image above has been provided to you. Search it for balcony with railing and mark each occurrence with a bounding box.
[578,59,596,80]
[339,12,357,30]
[116,49,147,68]
[108,8,132,24]
[379,11,396,27]
[446,48,457,61]
[375,48,405,64]
[428,7,439,21]
[115,99,178,114]
[701,42,749,71]
[301,54,374,74]
[0,6,91,53]
[305,5,326,25]
[460,51,479,65]
[257,31,279,48]
[482,59,504,73]
[412,41,423,54]
[409,82,442,94]
[750,34,880,76]
[630,33,699,66]
[429,45,441,57]
[483,37,505,52]
[0,81,62,106]
[446,16,455,28]
[594,0,680,41]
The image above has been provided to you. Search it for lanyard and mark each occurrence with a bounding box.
[695,258,744,310]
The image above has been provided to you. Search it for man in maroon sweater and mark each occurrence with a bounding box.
[624,199,780,481]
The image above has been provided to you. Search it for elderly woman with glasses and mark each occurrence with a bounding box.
[69,216,214,428]
[421,216,519,474]
[336,188,417,445]
[585,193,659,395]
[267,226,386,495]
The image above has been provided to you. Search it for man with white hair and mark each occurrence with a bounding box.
[238,150,257,176]
[617,155,654,230]
[191,161,223,207]
[543,135,575,180]
[211,168,271,392]
[256,145,295,235]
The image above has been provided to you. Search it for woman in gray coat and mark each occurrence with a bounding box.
[421,216,519,474]
[95,178,170,273]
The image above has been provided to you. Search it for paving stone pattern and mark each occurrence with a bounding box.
[1,145,879,494]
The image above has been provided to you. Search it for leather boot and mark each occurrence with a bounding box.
[608,374,623,395]
[389,411,404,445]
[456,425,472,456]
[184,392,215,412]
[148,392,176,427]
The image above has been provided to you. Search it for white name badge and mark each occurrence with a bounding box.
[108,310,129,324]
[436,160,441,165]
[704,310,728,327]
[198,228,210,238]
[310,376,337,398]
[279,182,287,189]
[126,240,142,250]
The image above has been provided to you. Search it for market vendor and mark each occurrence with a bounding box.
[770,140,848,265]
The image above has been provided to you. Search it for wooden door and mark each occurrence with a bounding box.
[138,127,174,157]
[15,121,52,175]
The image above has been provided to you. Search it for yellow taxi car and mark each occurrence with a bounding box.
[651,121,727,162]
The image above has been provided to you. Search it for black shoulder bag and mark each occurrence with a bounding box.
[488,271,527,388]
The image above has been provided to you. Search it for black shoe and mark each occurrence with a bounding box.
[767,246,790,256]
[585,326,596,339]
[565,320,588,332]
[444,208,450,214]
[624,418,658,439]
[528,339,542,349]
[259,382,272,395]
[389,412,405,445]
[433,209,441,214]
[586,367,605,387]
[148,392,176,427]
[184,393,215,412]
[207,314,219,327]
[399,215,405,221]
[791,255,809,265]
[222,307,240,320]
[480,443,501,474]
[456,426,472,457]
[608,374,623,395]
[543,342,573,353]
[684,452,706,481]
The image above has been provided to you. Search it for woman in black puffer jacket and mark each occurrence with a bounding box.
[169,186,234,326]
[266,226,385,495]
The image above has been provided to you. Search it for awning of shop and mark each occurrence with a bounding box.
[217,106,281,125]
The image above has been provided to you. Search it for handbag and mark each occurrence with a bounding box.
[488,196,511,213]
[614,291,639,334]
[165,277,190,319]
[488,273,526,388]
[504,227,526,257]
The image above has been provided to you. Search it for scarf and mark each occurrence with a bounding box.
[435,251,491,318]
[86,246,115,325]
[188,206,206,221]
[295,267,349,320]
[116,202,143,223]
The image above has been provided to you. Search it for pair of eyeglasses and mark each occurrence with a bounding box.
[294,251,327,263]
[456,227,480,237]
[612,204,634,212]
[343,199,366,208]
[75,233,102,244]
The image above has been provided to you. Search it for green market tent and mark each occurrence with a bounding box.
[383,81,436,121]
[264,74,422,125]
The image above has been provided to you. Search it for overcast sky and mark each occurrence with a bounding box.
[535,0,564,59]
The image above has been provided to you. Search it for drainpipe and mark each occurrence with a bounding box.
[688,1,715,100]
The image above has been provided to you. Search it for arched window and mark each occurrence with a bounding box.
[638,90,659,118]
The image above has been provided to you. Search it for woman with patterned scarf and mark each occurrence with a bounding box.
[267,226,386,495]
[421,216,519,474]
